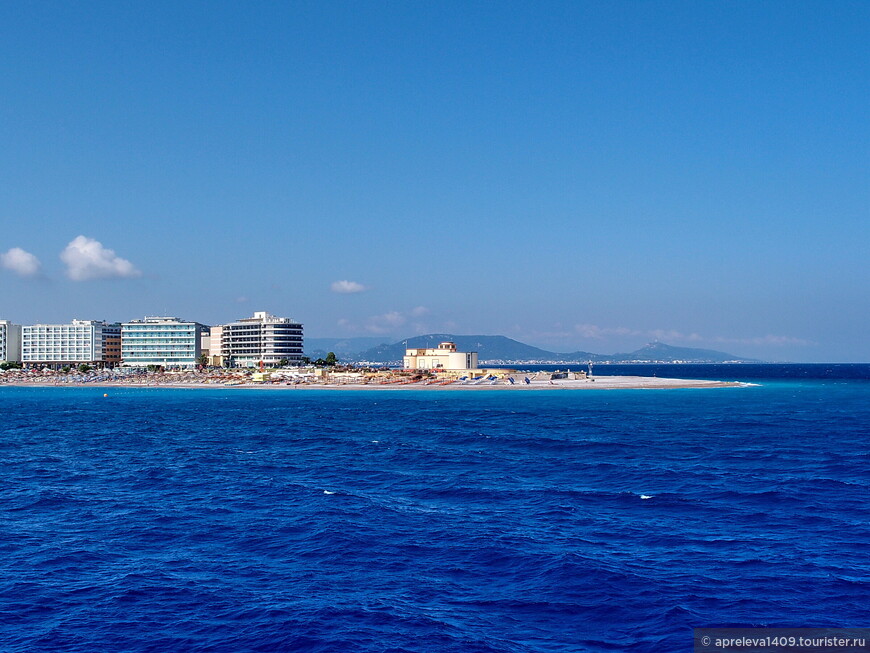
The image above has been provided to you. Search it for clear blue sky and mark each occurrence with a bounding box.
[1,1,867,361]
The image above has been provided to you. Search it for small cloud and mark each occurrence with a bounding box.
[574,323,639,339]
[574,324,810,348]
[342,310,407,334]
[235,296,249,304]
[648,328,688,342]
[574,323,606,339]
[340,307,440,335]
[60,236,141,281]
[1,247,42,278]
[365,311,406,333]
[712,334,811,347]
[331,280,367,294]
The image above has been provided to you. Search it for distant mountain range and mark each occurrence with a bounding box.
[306,334,760,364]
[304,337,390,359]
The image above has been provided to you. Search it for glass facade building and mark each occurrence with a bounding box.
[121,317,208,368]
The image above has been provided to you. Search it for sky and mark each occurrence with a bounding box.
[1,1,867,362]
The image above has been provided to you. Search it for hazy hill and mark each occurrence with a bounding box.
[609,341,760,363]
[354,334,564,364]
[343,334,757,364]
[304,337,391,359]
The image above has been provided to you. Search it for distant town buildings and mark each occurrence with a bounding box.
[21,320,121,367]
[0,320,22,363]
[121,317,209,368]
[404,341,478,371]
[220,311,304,368]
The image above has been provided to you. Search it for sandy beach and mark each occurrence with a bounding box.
[0,370,747,391]
[200,376,747,390]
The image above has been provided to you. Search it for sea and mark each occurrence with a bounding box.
[1,364,868,652]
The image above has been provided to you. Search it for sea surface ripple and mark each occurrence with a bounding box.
[1,368,868,652]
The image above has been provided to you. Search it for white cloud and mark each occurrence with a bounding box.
[331,280,367,294]
[60,236,141,281]
[648,328,692,342]
[572,323,810,348]
[572,324,701,342]
[574,323,638,339]
[365,311,406,333]
[712,334,811,347]
[0,247,42,278]
[339,308,431,334]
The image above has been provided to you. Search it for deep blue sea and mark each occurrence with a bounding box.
[2,364,868,652]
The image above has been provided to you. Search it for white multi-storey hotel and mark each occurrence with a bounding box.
[21,320,122,367]
[221,311,304,368]
[121,317,209,368]
[0,320,22,363]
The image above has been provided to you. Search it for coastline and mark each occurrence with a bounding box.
[0,376,748,391]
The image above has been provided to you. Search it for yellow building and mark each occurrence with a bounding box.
[403,341,479,371]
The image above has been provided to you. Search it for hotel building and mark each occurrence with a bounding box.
[104,329,122,367]
[121,317,209,368]
[0,320,22,363]
[207,325,224,367]
[21,320,122,368]
[221,311,304,368]
[403,341,478,371]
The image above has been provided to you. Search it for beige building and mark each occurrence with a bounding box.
[207,325,224,366]
[403,341,478,371]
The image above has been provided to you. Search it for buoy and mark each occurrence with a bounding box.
[103,393,108,397]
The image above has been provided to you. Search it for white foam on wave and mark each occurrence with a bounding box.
[640,495,654,500]
[323,490,335,495]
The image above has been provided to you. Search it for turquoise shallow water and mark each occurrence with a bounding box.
[1,367,868,652]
